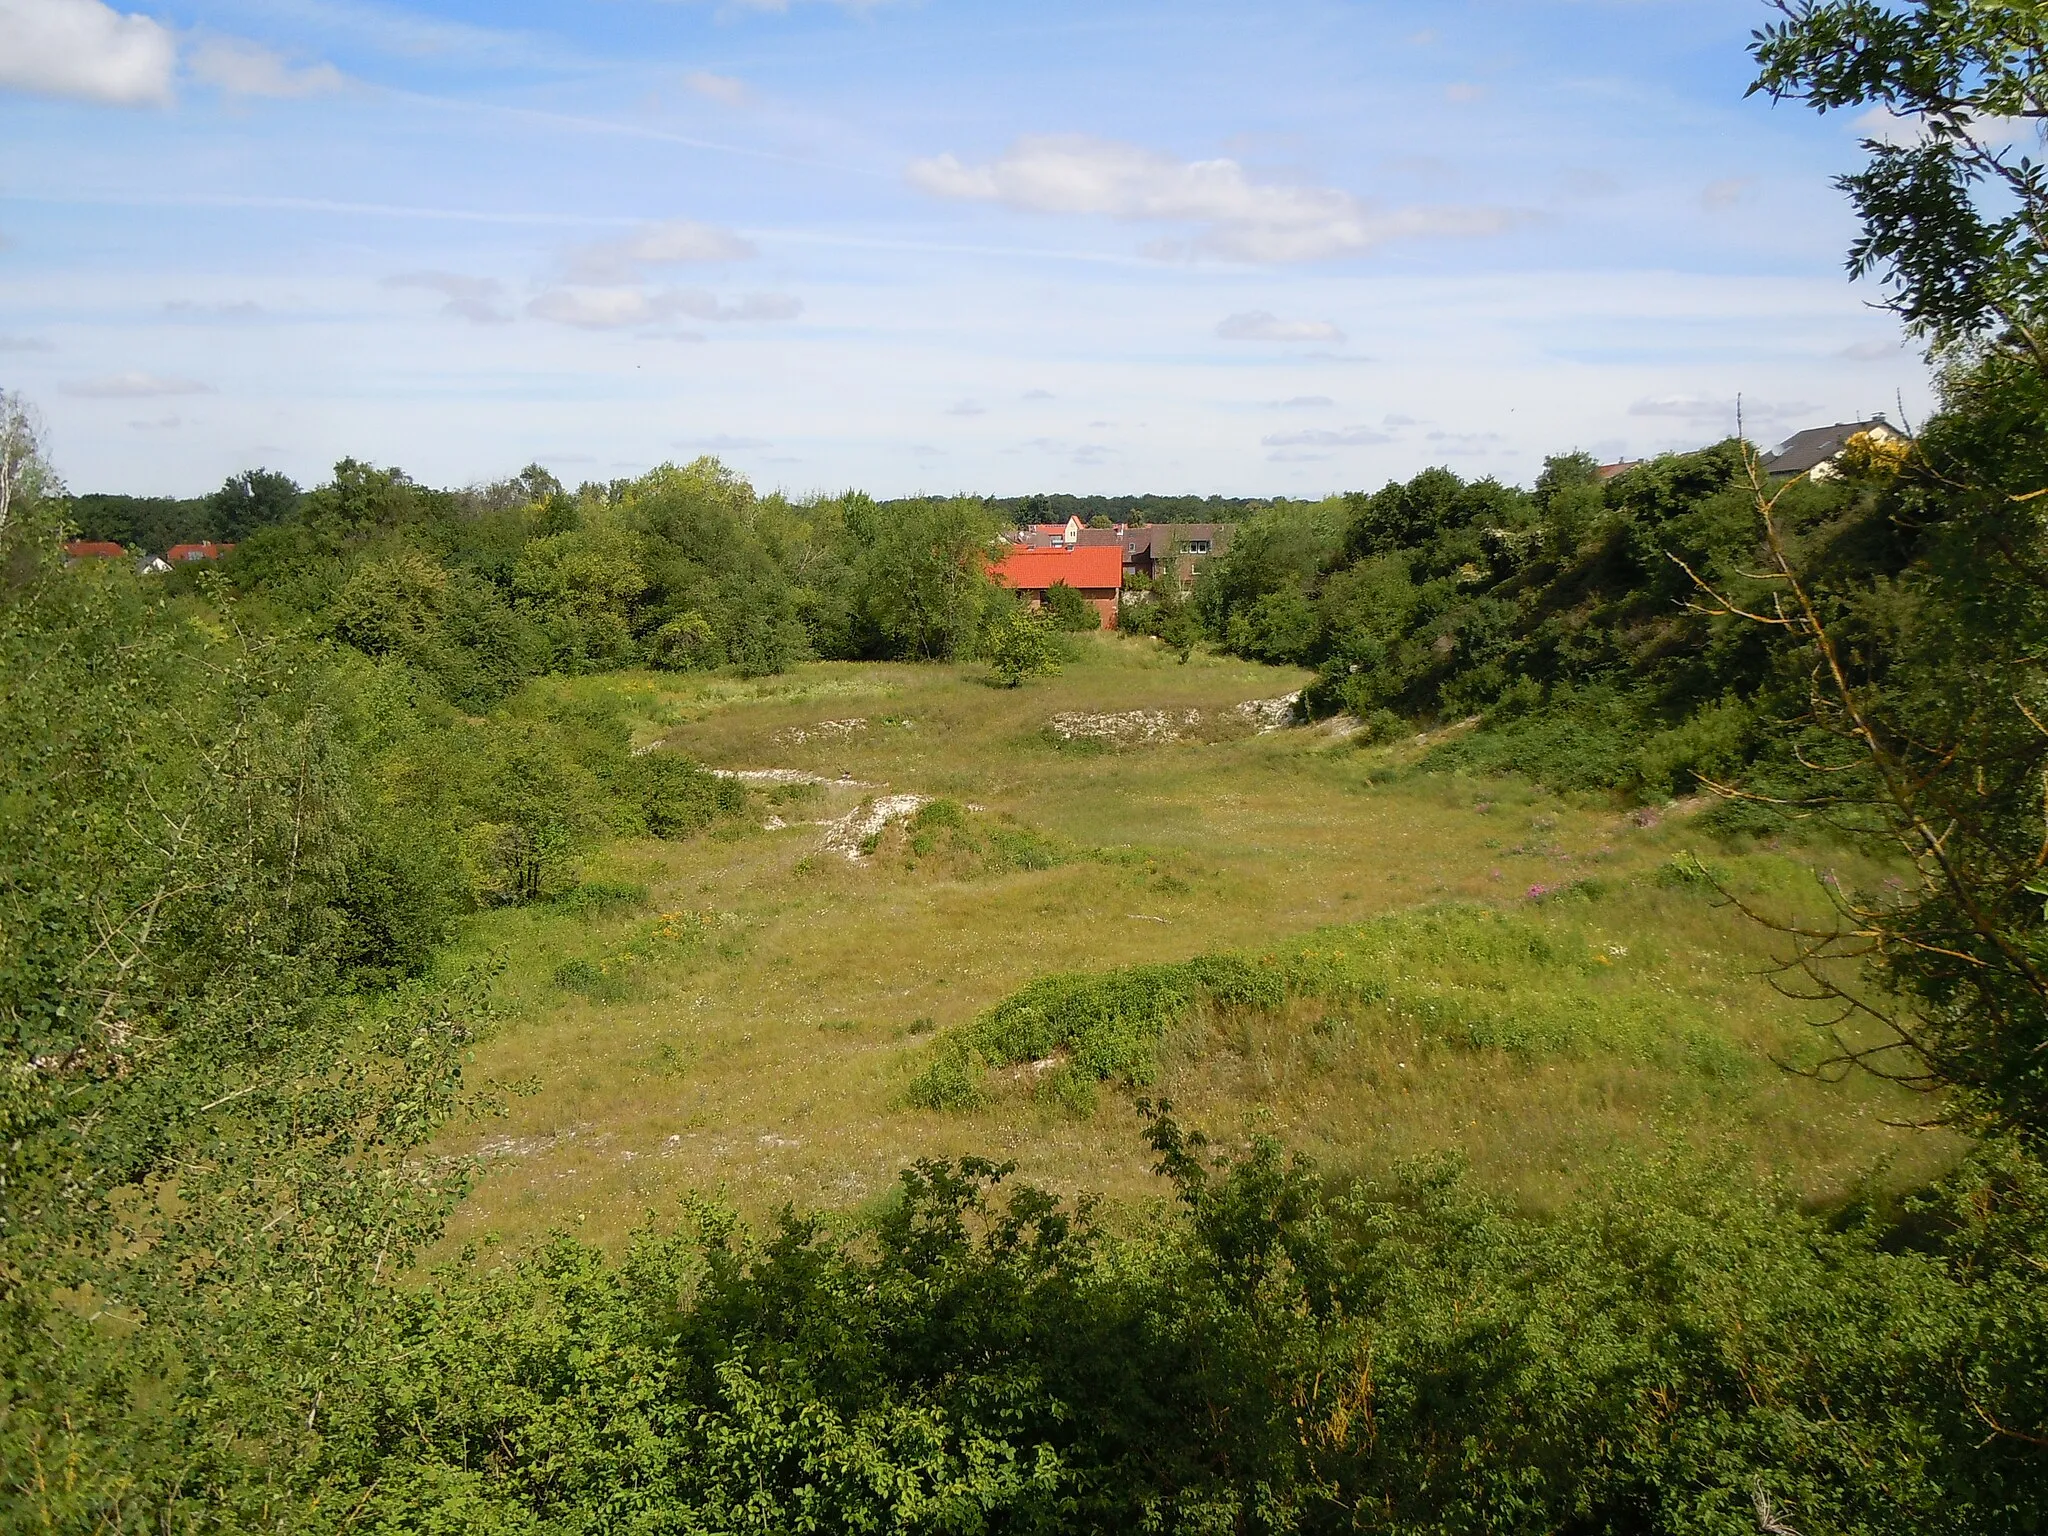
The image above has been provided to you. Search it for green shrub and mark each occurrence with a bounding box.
[1041,580,1102,631]
[632,751,746,838]
[986,606,1062,687]
[907,902,1772,1109]
[546,880,651,919]
[552,956,632,1001]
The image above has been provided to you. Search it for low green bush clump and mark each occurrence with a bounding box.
[897,799,1081,877]
[630,751,747,838]
[551,955,632,1001]
[907,901,1742,1110]
[545,880,651,919]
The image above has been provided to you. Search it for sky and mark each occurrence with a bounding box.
[0,0,1932,499]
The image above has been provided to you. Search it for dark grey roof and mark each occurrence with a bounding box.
[1763,420,1891,477]
[1133,523,1231,556]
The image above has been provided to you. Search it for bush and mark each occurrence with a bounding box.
[546,880,651,919]
[986,605,1061,687]
[631,751,746,838]
[1042,579,1102,631]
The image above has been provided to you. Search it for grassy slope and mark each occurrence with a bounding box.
[437,635,1955,1251]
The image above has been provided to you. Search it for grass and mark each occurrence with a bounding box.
[433,634,1958,1252]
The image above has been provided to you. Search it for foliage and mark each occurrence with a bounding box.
[189,1120,2048,1535]
[212,460,1011,707]
[985,604,1062,688]
[907,902,1752,1111]
[67,468,302,553]
[0,484,479,1532]
[1722,3,2048,1142]
[1041,578,1102,631]
[1751,0,2048,361]
[1192,443,1882,799]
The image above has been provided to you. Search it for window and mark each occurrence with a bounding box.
[1184,539,1210,555]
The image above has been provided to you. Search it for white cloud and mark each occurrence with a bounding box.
[528,288,670,329]
[1427,429,1505,454]
[1853,104,2041,150]
[526,286,801,329]
[707,291,801,321]
[1217,310,1344,343]
[682,69,747,105]
[1630,394,1813,428]
[164,299,264,318]
[188,36,345,98]
[1261,425,1391,447]
[908,133,1518,262]
[1021,389,1055,400]
[0,334,54,352]
[0,0,177,106]
[1444,83,1485,104]
[681,434,769,450]
[1838,339,1903,360]
[945,399,986,416]
[64,371,213,397]
[1701,177,1751,210]
[562,220,756,283]
[384,271,511,324]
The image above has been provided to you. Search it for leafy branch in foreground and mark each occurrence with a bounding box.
[1681,375,2048,1137]
[1752,0,2048,362]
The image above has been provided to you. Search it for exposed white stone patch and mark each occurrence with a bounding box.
[1233,692,1302,732]
[774,717,868,745]
[822,793,930,859]
[710,767,879,787]
[1047,707,1202,745]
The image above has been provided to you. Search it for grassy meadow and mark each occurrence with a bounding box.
[437,632,1954,1251]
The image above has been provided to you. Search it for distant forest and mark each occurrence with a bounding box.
[73,482,1283,551]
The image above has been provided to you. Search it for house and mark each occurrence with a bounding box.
[1023,517,1083,548]
[1122,523,1234,587]
[64,539,126,564]
[1762,418,1903,480]
[1594,460,1642,483]
[990,544,1123,628]
[136,555,173,576]
[163,541,235,564]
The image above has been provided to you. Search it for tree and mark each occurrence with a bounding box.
[208,468,300,541]
[986,604,1061,687]
[836,494,1002,661]
[1732,2,2048,1140]
[1751,0,2048,362]
[0,390,54,543]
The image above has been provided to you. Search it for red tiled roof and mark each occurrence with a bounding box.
[991,545,1124,591]
[65,540,126,559]
[164,542,234,562]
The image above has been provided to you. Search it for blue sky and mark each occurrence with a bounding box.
[1,0,1928,497]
